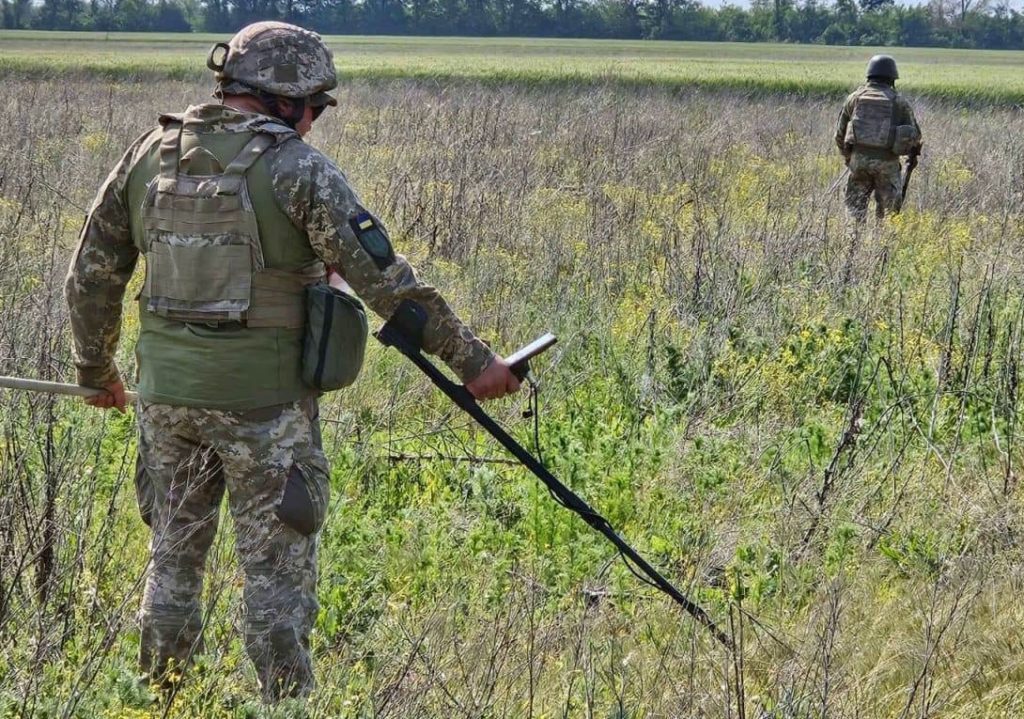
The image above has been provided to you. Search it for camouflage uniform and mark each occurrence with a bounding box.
[136,399,328,698]
[65,23,493,702]
[843,152,903,222]
[835,82,922,222]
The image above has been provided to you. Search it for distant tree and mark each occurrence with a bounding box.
[546,0,587,36]
[834,0,857,22]
[403,0,437,32]
[717,4,755,40]
[15,0,1022,52]
[361,0,407,32]
[153,0,190,29]
[894,5,936,44]
[666,1,722,40]
[494,0,545,36]
[790,0,831,42]
[747,0,777,39]
[1,0,33,27]
[588,0,642,37]
[642,0,675,38]
[819,21,850,42]
[294,0,352,32]
[859,0,893,13]
[35,0,85,28]
[198,0,231,30]
[929,0,989,24]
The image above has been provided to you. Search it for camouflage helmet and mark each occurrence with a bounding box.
[208,21,337,107]
[866,54,899,81]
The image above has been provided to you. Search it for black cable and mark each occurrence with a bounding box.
[530,378,542,465]
[527,374,669,594]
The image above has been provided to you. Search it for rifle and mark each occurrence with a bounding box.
[376,301,733,650]
[901,148,921,204]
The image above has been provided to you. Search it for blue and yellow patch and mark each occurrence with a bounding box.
[349,211,395,270]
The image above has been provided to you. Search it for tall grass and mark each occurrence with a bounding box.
[1,74,1023,717]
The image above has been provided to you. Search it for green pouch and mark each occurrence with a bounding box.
[302,283,368,391]
[892,125,921,156]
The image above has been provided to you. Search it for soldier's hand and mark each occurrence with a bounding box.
[466,356,521,401]
[84,379,127,413]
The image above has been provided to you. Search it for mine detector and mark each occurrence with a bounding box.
[376,300,732,648]
[0,302,732,649]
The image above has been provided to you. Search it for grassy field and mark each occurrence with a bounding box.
[2,36,1024,719]
[2,31,1024,103]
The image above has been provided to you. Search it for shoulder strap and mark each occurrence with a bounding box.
[887,87,899,148]
[158,122,182,179]
[216,133,275,195]
[224,133,275,176]
[156,122,183,192]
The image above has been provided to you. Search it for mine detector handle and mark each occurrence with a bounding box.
[506,332,557,381]
[375,301,733,649]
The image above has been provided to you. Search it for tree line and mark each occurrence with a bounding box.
[3,0,1024,50]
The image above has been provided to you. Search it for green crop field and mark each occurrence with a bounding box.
[3,31,1024,719]
[2,30,1024,103]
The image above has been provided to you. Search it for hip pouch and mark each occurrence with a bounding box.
[302,282,368,391]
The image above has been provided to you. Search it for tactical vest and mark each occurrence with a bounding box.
[141,120,322,328]
[845,85,898,151]
[127,111,326,410]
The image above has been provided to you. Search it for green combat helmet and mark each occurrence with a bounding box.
[207,21,337,108]
[866,54,899,81]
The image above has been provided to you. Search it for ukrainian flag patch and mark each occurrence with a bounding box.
[349,211,395,270]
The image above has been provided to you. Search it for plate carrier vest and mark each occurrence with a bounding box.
[140,120,321,328]
[846,85,899,151]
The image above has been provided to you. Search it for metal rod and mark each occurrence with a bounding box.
[0,376,138,403]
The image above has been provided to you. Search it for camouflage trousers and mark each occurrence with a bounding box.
[844,153,903,223]
[134,398,330,701]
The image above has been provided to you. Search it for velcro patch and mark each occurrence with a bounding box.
[274,63,299,83]
[349,212,395,270]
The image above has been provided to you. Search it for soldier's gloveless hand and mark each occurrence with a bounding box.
[84,379,127,413]
[466,356,521,400]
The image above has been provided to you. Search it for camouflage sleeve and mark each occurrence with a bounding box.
[834,93,856,151]
[898,97,923,149]
[64,131,152,388]
[269,140,495,383]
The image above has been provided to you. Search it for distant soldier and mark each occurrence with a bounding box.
[835,55,922,224]
[65,21,520,702]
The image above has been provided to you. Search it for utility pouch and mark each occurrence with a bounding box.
[133,452,155,528]
[892,125,920,156]
[302,282,368,391]
[277,461,330,536]
[142,122,273,324]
